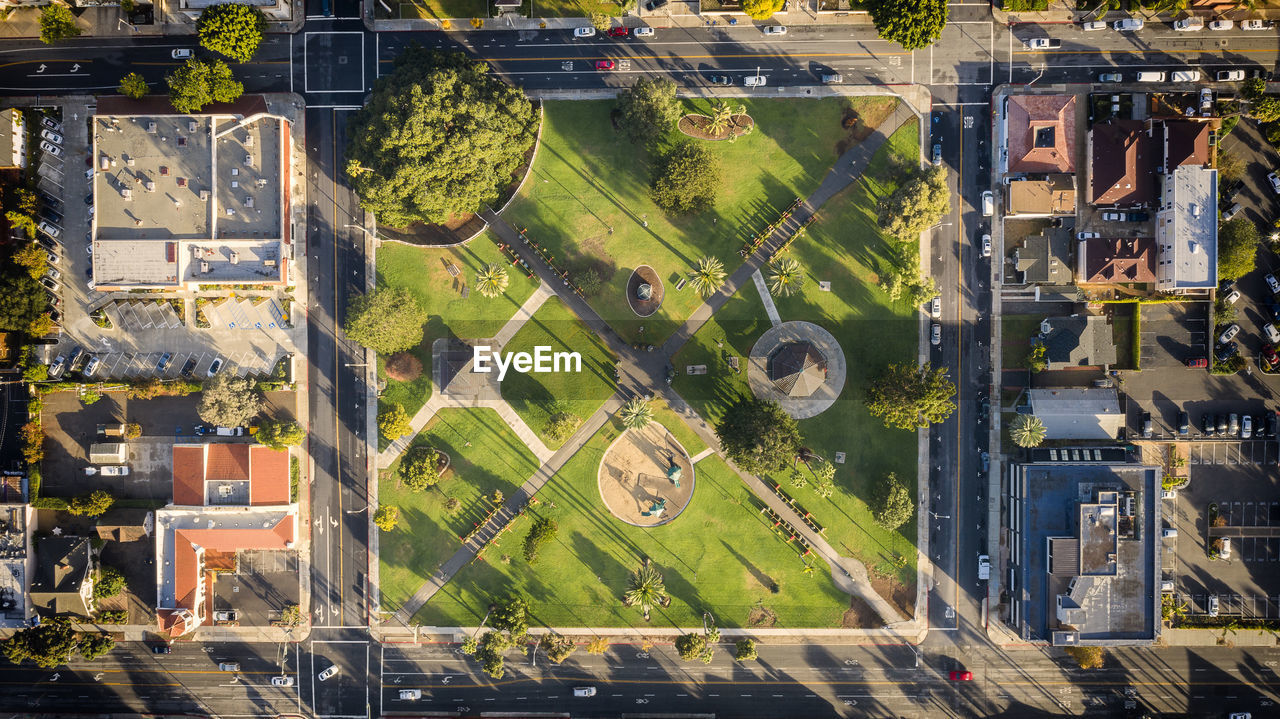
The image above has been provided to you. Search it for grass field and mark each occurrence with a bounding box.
[375,237,540,437]
[499,297,618,449]
[379,407,542,613]
[414,412,850,629]
[1001,314,1044,370]
[504,97,899,345]
[672,120,922,598]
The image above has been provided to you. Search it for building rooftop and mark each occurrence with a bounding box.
[1155,164,1218,292]
[1006,95,1077,174]
[1006,176,1077,216]
[1040,315,1118,370]
[1013,228,1073,284]
[1079,237,1157,284]
[0,108,25,169]
[172,444,291,507]
[1027,388,1124,440]
[1090,119,1154,207]
[1159,120,1211,174]
[30,537,92,618]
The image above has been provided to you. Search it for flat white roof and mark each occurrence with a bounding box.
[1155,165,1217,291]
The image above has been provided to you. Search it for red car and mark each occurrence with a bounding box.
[1264,346,1279,366]
[595,59,615,70]
[1185,358,1208,369]
[949,670,973,681]
[606,26,630,37]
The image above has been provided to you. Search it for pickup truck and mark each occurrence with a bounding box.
[978,554,991,580]
[1025,38,1062,50]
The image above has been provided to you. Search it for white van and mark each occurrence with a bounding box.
[981,190,994,217]
[1136,71,1166,83]
[1171,69,1202,82]
[743,75,767,87]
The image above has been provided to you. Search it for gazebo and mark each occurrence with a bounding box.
[768,341,828,398]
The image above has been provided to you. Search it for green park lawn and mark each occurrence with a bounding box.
[504,96,900,345]
[414,412,850,629]
[672,120,922,599]
[375,237,540,434]
[499,297,618,449]
[379,407,542,613]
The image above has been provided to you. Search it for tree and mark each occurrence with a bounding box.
[256,418,304,449]
[1218,217,1260,281]
[522,516,558,563]
[1242,77,1268,103]
[615,77,680,146]
[734,638,758,661]
[345,49,538,227]
[877,166,951,242]
[28,313,56,338]
[198,372,263,428]
[3,617,79,668]
[619,397,654,429]
[0,275,49,334]
[124,423,142,440]
[20,421,43,465]
[474,630,512,679]
[6,211,36,239]
[378,404,412,440]
[715,397,803,474]
[740,0,783,19]
[865,362,957,430]
[1010,414,1046,448]
[460,636,479,654]
[544,411,580,442]
[675,630,716,663]
[93,566,126,600]
[68,490,114,517]
[373,505,400,532]
[1217,147,1246,185]
[868,0,947,50]
[78,633,115,661]
[343,287,428,354]
[12,243,48,280]
[118,72,149,100]
[401,445,442,491]
[475,264,509,299]
[651,141,721,215]
[768,257,806,297]
[539,633,576,663]
[1064,645,1104,670]
[872,473,914,530]
[705,102,744,136]
[166,59,244,114]
[196,3,265,63]
[622,561,668,621]
[688,256,726,298]
[1025,340,1047,373]
[39,4,81,45]
[489,596,530,639]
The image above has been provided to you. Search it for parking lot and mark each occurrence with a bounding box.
[1138,301,1209,369]
[210,549,299,627]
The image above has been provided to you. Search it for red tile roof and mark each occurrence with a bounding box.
[206,444,250,481]
[171,516,295,617]
[172,444,292,507]
[249,446,290,506]
[172,446,206,506]
[1007,95,1077,174]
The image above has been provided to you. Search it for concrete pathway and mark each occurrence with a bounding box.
[689,447,716,463]
[491,280,554,348]
[751,270,782,328]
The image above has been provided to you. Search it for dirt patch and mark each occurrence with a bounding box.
[747,605,778,628]
[385,352,424,382]
[842,595,881,628]
[836,98,899,155]
[869,572,916,619]
[625,265,664,318]
[677,113,756,141]
[598,423,693,527]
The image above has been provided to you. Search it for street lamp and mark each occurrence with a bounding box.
[1028,65,1046,87]
[346,504,371,515]
[928,511,951,520]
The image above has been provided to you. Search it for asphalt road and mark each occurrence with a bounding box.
[1,6,1279,718]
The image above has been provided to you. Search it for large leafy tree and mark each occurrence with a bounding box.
[489,596,530,639]
[373,505,400,532]
[615,76,680,146]
[198,373,264,428]
[256,418,304,449]
[521,516,557,563]
[345,49,537,227]
[401,445,442,491]
[651,141,721,215]
[1,618,115,668]
[1218,217,1259,281]
[688,256,726,298]
[118,72,149,100]
[69,490,115,518]
[623,561,668,621]
[166,59,244,114]
[715,397,803,474]
[93,565,126,600]
[868,0,947,51]
[1010,414,1046,448]
[872,472,914,530]
[343,287,427,354]
[0,273,46,334]
[741,0,784,20]
[12,244,48,280]
[378,403,413,440]
[196,3,265,63]
[877,166,951,242]
[39,4,81,45]
[865,362,956,429]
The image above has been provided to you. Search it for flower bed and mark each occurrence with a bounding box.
[677,113,755,142]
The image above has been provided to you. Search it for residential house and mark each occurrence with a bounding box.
[1012,227,1073,285]
[29,537,93,618]
[1006,175,1077,217]
[1039,315,1118,370]
[1002,94,1078,175]
[95,508,155,543]
[1078,237,1157,285]
[1088,119,1154,207]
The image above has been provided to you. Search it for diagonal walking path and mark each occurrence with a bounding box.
[751,269,782,328]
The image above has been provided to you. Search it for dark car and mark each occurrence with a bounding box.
[643,0,668,9]
[606,26,630,37]
[156,352,173,372]
[180,357,198,378]
[1123,211,1150,222]
[151,644,171,654]
[1217,414,1229,434]
[1177,411,1190,436]
[1141,412,1153,438]
[40,209,63,226]
[1267,412,1278,438]
[1270,305,1280,324]
[40,193,62,212]
[1201,413,1214,436]
[67,345,84,372]
[85,193,93,205]
[1215,341,1239,362]
[707,74,732,86]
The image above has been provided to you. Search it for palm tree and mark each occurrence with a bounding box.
[688,256,726,298]
[706,102,735,136]
[475,263,509,298]
[1010,414,1046,448]
[619,397,654,429]
[622,561,668,621]
[768,257,805,297]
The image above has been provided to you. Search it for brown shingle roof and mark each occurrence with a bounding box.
[1082,238,1157,284]
[1161,120,1211,174]
[1090,120,1154,206]
[1007,95,1077,174]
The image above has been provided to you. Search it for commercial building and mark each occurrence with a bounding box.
[90,100,293,291]
[178,0,291,21]
[1154,164,1218,293]
[1027,388,1125,440]
[0,108,26,170]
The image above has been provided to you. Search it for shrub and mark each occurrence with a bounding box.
[20,421,44,465]
[1064,645,1104,669]
[68,491,115,518]
[539,633,576,663]
[93,566,126,600]
[734,638,758,661]
[373,505,400,532]
[872,473,914,530]
[543,412,581,442]
[124,423,142,440]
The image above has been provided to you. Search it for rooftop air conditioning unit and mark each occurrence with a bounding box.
[188,121,197,133]
[244,154,253,166]
[200,260,209,273]
[192,246,202,258]
[145,180,155,192]
[243,196,253,208]
[199,190,210,201]
[245,135,254,147]
[146,122,157,133]
[122,188,132,201]
[126,156,135,167]
[229,251,239,264]
[99,155,109,170]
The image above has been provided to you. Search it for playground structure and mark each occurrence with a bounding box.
[597,423,695,527]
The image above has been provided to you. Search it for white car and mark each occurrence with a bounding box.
[1241,20,1275,31]
[40,129,62,145]
[1266,323,1280,344]
[1217,70,1246,82]
[1221,537,1232,559]
[1221,202,1242,221]
[981,190,994,217]
[39,141,63,158]
[38,221,61,239]
[1208,594,1220,616]
[1025,38,1062,50]
[1113,18,1144,31]
[1102,211,1125,221]
[573,687,597,698]
[1076,231,1099,240]
[1209,19,1233,31]
[1080,20,1106,31]
[633,27,654,37]
[573,27,596,37]
[271,676,294,687]
[44,267,60,282]
[930,297,941,319]
[981,234,991,258]
[1219,323,1241,344]
[1267,273,1280,294]
[1173,17,1203,31]
[83,356,100,377]
[744,75,767,87]
[1268,171,1280,194]
[1098,72,1122,83]
[1224,288,1241,304]
[398,689,422,700]
[171,48,193,59]
[318,665,339,681]
[763,25,787,35]
[100,466,129,476]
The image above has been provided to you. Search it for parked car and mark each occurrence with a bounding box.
[271,676,294,687]
[1142,412,1153,438]
[763,25,787,35]
[40,276,59,292]
[1208,594,1220,616]
[156,352,173,372]
[49,354,66,379]
[931,143,942,166]
[39,140,63,158]
[981,234,991,258]
[1268,171,1280,194]
[931,323,941,346]
[1242,414,1254,439]
[1267,413,1278,438]
[208,357,224,376]
[1080,20,1106,31]
[1113,18,1144,31]
[43,267,60,282]
[1218,69,1247,81]
[949,671,974,681]
[930,297,941,319]
[1222,203,1242,221]
[1173,17,1204,31]
[981,191,994,217]
[574,687,598,697]
[1217,413,1229,434]
[1229,412,1240,435]
[744,75,767,87]
[1201,413,1214,435]
[1219,323,1241,344]
[1076,231,1099,240]
[318,665,339,681]
[633,27,654,37]
[1221,537,1233,559]
[37,221,61,239]
[172,48,193,59]
[1267,273,1280,294]
[1102,211,1126,221]
[595,59,615,71]
[40,129,63,145]
[41,116,62,132]
[82,356,100,377]
[707,74,732,85]
[1178,411,1189,436]
[1263,345,1279,367]
[820,73,842,84]
[1200,88,1214,116]
[606,26,630,37]
[1241,20,1275,30]
[1025,38,1062,49]
[181,357,198,377]
[573,27,596,37]
[1266,323,1280,344]
[1186,357,1208,368]
[1098,72,1123,83]
[1223,288,1241,304]
[1209,20,1234,31]
[213,610,238,622]
[151,644,171,654]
